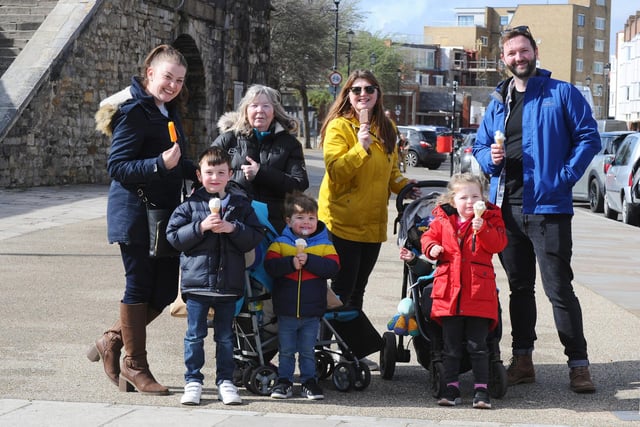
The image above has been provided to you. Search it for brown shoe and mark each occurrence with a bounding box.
[506,355,535,385]
[570,366,595,393]
[86,320,122,387]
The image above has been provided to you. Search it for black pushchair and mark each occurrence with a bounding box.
[315,306,381,392]
[380,180,508,399]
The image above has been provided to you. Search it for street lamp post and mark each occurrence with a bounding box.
[450,80,458,177]
[346,29,354,76]
[332,0,340,72]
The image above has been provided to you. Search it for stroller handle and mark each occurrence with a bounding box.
[396,180,449,213]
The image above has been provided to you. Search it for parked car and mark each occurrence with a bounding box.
[573,131,636,212]
[603,133,640,225]
[396,125,450,169]
[453,133,481,175]
[452,132,488,189]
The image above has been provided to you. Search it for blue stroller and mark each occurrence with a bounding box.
[380,180,508,399]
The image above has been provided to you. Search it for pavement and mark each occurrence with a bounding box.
[1,148,640,426]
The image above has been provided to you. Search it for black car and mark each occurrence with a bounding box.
[397,125,450,170]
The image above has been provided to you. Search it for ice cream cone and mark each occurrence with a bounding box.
[209,197,221,215]
[295,238,307,254]
[473,200,486,235]
[494,130,505,148]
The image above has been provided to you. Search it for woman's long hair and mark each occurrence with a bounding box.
[227,84,298,136]
[320,69,396,154]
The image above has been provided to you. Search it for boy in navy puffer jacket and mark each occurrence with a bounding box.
[167,147,263,406]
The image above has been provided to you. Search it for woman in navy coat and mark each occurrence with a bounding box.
[87,45,197,395]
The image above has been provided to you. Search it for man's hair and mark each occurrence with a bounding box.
[198,146,231,168]
[284,192,318,217]
[500,25,537,52]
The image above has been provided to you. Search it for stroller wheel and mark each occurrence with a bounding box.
[489,360,508,398]
[315,350,335,380]
[353,362,371,391]
[380,331,397,380]
[430,361,446,399]
[248,364,278,396]
[242,364,255,392]
[332,362,355,392]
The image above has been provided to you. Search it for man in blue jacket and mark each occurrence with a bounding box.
[473,25,600,393]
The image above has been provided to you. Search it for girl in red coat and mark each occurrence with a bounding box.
[420,173,507,409]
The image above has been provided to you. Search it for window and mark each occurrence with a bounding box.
[594,39,604,52]
[596,0,604,5]
[576,59,583,72]
[594,62,603,74]
[434,75,444,86]
[577,14,585,27]
[480,36,488,46]
[595,17,605,30]
[577,36,584,50]
[500,16,509,26]
[457,15,474,26]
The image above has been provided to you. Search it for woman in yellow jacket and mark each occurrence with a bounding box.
[318,69,417,368]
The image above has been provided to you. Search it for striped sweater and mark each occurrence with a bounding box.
[264,221,340,318]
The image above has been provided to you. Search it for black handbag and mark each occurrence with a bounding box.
[138,188,179,258]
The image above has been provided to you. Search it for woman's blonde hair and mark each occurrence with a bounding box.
[320,69,396,154]
[226,84,298,136]
[437,173,486,205]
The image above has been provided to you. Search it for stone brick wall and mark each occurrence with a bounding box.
[0,0,270,187]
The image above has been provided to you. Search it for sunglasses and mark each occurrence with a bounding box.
[501,25,531,36]
[349,85,377,95]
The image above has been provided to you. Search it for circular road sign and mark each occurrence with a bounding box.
[329,71,342,86]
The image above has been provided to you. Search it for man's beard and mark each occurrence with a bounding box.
[507,58,536,79]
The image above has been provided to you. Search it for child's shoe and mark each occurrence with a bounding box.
[180,381,202,406]
[270,380,293,399]
[301,379,324,400]
[472,387,492,409]
[437,385,461,406]
[217,380,242,405]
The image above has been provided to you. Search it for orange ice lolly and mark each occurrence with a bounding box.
[168,121,178,143]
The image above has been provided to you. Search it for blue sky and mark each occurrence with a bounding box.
[358,0,636,53]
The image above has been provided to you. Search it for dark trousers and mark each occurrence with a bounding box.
[330,234,381,310]
[119,243,179,311]
[499,203,589,364]
[441,316,490,385]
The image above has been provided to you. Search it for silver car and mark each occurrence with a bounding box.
[573,131,635,212]
[603,133,640,225]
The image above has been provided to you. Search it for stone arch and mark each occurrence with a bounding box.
[173,34,207,160]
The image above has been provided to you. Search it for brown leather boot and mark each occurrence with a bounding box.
[506,354,535,385]
[118,303,169,395]
[570,366,595,393]
[86,320,122,386]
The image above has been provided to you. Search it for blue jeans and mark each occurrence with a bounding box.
[119,243,179,311]
[184,294,236,385]
[277,315,320,384]
[499,204,589,366]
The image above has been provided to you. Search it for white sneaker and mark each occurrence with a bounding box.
[180,382,202,405]
[359,357,379,371]
[217,380,242,405]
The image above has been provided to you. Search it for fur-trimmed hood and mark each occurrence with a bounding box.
[94,86,133,137]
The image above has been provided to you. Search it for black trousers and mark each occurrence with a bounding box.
[441,316,490,386]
